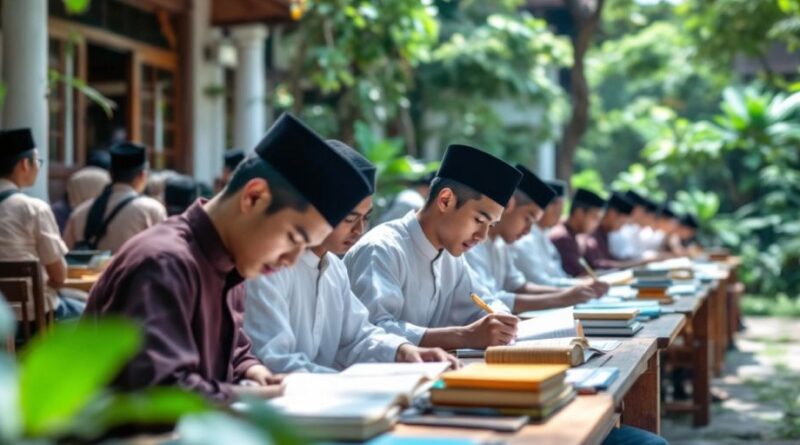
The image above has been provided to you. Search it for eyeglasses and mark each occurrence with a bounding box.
[34,158,44,168]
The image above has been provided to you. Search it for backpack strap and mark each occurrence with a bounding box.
[77,187,140,250]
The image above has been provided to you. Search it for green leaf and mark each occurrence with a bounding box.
[0,353,21,441]
[67,387,210,439]
[62,0,91,15]
[19,319,141,437]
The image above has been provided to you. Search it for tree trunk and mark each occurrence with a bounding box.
[558,0,606,184]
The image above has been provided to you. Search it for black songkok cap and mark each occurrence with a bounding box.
[164,175,198,216]
[87,149,111,170]
[0,128,36,161]
[681,213,700,229]
[643,197,660,214]
[327,139,377,195]
[436,144,522,206]
[572,188,606,209]
[608,192,634,215]
[110,142,147,177]
[254,113,372,227]
[659,202,677,219]
[224,149,246,171]
[624,190,649,209]
[545,180,567,197]
[515,164,556,209]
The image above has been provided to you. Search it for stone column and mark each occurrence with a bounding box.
[231,24,267,153]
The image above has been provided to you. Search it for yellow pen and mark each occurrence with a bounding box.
[471,293,494,314]
[579,257,599,280]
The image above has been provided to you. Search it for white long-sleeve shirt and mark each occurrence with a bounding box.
[344,211,508,345]
[510,225,578,287]
[464,236,524,309]
[609,223,641,260]
[244,250,407,373]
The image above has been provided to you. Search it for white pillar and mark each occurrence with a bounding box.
[231,25,267,152]
[536,141,556,180]
[189,0,227,184]
[2,0,49,201]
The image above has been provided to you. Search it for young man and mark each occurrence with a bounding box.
[466,166,601,312]
[244,140,456,373]
[51,150,112,232]
[82,113,373,402]
[549,188,606,277]
[512,180,578,287]
[608,190,653,261]
[584,192,651,271]
[64,142,167,253]
[0,128,84,321]
[345,144,522,350]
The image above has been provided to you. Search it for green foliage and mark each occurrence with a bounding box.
[354,120,438,197]
[19,319,142,436]
[175,401,308,445]
[417,2,571,162]
[49,69,117,118]
[62,0,91,15]
[570,169,606,196]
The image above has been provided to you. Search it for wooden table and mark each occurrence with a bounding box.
[393,394,616,445]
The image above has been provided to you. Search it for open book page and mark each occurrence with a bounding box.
[515,308,578,341]
[340,362,451,380]
[281,373,428,405]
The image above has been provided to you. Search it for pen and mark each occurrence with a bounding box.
[471,293,494,314]
[579,257,599,280]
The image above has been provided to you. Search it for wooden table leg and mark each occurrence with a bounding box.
[692,295,711,427]
[622,351,661,434]
[712,281,728,376]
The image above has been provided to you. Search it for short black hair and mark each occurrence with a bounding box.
[0,151,35,177]
[424,177,482,209]
[111,166,146,184]
[222,154,309,215]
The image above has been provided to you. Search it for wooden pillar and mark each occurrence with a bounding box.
[692,295,711,427]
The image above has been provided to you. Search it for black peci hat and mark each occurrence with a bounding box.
[515,164,556,209]
[572,188,606,209]
[436,144,522,207]
[110,142,148,177]
[224,148,246,171]
[608,192,634,215]
[327,139,377,195]
[254,113,372,227]
[0,128,36,161]
[545,180,567,197]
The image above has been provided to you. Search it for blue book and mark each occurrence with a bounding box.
[566,367,619,391]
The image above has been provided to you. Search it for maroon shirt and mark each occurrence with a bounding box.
[584,226,616,270]
[548,222,585,277]
[83,200,260,402]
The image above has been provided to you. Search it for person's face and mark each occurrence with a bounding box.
[607,209,630,232]
[497,199,543,244]
[574,207,603,234]
[539,197,564,228]
[433,189,504,257]
[227,178,332,278]
[17,149,41,187]
[319,196,373,256]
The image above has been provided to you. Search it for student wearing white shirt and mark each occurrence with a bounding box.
[244,141,455,374]
[345,144,523,350]
[512,180,580,287]
[467,165,604,312]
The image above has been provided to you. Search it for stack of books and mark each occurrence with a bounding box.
[573,308,644,337]
[429,363,575,421]
[632,269,674,303]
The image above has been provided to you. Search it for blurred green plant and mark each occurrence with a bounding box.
[354,120,439,198]
[0,299,304,444]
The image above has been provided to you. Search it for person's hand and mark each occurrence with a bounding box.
[461,313,519,348]
[232,383,285,399]
[587,279,610,297]
[562,285,596,305]
[396,343,460,369]
[244,364,285,385]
